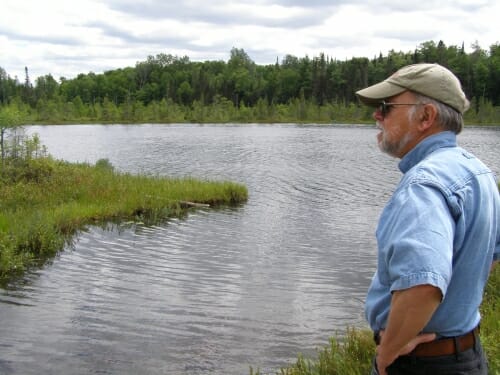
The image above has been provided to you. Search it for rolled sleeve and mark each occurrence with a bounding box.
[391,272,448,297]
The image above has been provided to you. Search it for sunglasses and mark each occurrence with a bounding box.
[377,101,421,118]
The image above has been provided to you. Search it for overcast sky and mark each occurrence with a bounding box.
[1,0,499,82]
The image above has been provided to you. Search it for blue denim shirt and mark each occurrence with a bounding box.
[365,131,500,337]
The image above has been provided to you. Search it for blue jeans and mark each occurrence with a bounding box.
[370,339,488,375]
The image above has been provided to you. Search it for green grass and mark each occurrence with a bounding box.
[481,264,500,373]
[269,328,376,375]
[0,156,248,283]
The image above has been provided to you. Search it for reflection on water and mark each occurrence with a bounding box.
[1,124,498,374]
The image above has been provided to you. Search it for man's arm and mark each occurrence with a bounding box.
[376,284,442,375]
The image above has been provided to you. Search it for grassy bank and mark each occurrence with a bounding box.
[264,263,499,375]
[0,156,248,283]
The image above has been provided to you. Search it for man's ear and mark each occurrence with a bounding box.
[418,103,439,131]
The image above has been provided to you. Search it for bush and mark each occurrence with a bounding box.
[95,158,115,172]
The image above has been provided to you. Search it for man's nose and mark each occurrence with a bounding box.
[373,110,383,121]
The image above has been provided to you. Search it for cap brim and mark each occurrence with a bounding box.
[355,81,407,106]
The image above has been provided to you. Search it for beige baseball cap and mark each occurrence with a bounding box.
[355,63,470,114]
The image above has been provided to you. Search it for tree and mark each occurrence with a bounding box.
[0,67,18,104]
[226,48,255,107]
[312,53,328,105]
[487,43,500,105]
[228,48,254,70]
[34,74,59,101]
[21,66,35,106]
[177,81,193,106]
[470,42,489,112]
[0,105,23,163]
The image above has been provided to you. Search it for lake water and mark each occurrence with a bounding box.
[1,124,499,375]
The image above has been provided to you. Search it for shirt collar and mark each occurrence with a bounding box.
[398,131,457,173]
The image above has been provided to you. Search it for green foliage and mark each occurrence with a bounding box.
[481,265,500,373]
[95,158,114,172]
[1,41,500,125]
[278,329,375,375]
[0,105,25,161]
[0,106,23,128]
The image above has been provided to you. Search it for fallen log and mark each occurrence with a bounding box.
[179,200,210,208]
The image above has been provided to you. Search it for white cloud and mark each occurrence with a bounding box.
[0,0,498,82]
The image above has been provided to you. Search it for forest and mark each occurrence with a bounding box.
[1,40,500,124]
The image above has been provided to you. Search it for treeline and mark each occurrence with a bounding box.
[1,40,500,124]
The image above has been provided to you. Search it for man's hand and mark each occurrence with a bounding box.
[376,331,437,375]
[374,284,442,375]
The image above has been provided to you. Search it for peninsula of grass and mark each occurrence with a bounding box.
[0,157,248,283]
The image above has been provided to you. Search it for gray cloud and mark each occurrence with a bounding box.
[0,26,82,46]
[105,1,215,22]
[1,0,498,81]
[104,0,330,28]
[373,29,438,44]
[264,0,342,7]
[312,34,371,50]
[330,0,494,13]
[84,20,191,46]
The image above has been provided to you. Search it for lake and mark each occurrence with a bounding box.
[1,124,498,375]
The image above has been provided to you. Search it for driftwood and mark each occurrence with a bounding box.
[178,201,210,208]
[145,195,210,208]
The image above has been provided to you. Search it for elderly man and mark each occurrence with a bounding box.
[356,63,500,375]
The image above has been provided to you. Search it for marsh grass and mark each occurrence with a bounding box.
[481,265,500,373]
[273,328,376,375]
[0,156,248,282]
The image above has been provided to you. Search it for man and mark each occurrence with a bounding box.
[355,63,500,375]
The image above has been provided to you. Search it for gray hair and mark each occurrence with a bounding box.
[409,93,464,134]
